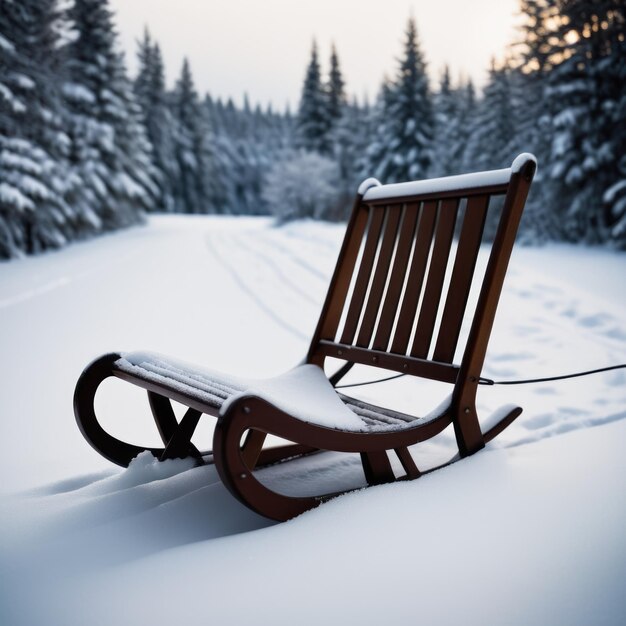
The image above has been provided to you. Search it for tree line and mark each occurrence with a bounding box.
[282,2,626,246]
[1,0,624,259]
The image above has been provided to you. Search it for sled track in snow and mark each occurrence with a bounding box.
[228,231,322,306]
[282,225,340,252]
[251,229,331,283]
[507,408,626,448]
[205,231,309,341]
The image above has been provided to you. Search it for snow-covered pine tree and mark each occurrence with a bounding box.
[203,94,236,214]
[248,100,288,215]
[543,0,626,246]
[207,94,294,215]
[170,58,212,213]
[134,28,153,117]
[508,0,556,242]
[462,59,516,173]
[110,50,160,215]
[431,66,461,177]
[332,96,372,218]
[232,94,266,214]
[323,44,356,216]
[63,0,155,230]
[362,78,395,182]
[363,17,434,183]
[461,60,518,239]
[0,0,75,258]
[447,77,477,176]
[213,95,255,215]
[326,44,346,131]
[134,33,177,212]
[294,41,331,155]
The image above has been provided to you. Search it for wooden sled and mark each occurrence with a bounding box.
[74,153,537,521]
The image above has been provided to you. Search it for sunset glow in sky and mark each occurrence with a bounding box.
[110,0,521,109]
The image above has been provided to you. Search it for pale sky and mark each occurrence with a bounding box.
[109,0,521,110]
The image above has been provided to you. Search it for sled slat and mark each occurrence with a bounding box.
[411,198,460,358]
[372,203,421,352]
[433,195,489,363]
[340,207,385,345]
[356,204,403,347]
[390,201,438,354]
[317,206,370,341]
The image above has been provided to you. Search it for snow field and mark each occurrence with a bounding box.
[0,215,624,625]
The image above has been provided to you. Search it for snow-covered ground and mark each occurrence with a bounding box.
[0,215,625,625]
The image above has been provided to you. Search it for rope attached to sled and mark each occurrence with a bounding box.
[477,363,626,386]
[333,364,626,389]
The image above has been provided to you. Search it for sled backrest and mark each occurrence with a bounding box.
[307,154,536,386]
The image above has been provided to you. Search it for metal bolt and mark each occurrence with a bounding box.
[240,473,247,479]
[403,364,408,370]
[469,376,477,383]
[243,406,250,414]
[338,349,343,356]
[372,356,378,363]
[464,407,471,414]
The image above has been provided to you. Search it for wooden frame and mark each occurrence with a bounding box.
[74,154,537,521]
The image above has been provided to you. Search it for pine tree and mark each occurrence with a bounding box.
[326,44,346,129]
[462,60,516,172]
[134,28,153,115]
[64,0,155,230]
[543,0,626,245]
[332,97,371,217]
[461,61,518,239]
[170,58,212,213]
[110,53,160,214]
[510,0,566,242]
[205,93,294,216]
[0,0,71,257]
[448,78,477,175]
[325,44,355,214]
[295,41,331,154]
[363,79,394,181]
[364,17,434,183]
[135,33,177,211]
[205,95,244,214]
[431,66,461,176]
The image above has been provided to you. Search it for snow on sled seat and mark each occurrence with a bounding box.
[114,351,429,432]
[74,153,537,521]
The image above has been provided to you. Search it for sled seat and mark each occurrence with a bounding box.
[114,351,430,432]
[75,153,537,522]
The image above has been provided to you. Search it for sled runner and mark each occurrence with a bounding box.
[74,153,537,521]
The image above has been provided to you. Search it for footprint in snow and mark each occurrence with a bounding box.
[577,313,615,328]
[514,289,535,299]
[557,406,590,417]
[603,327,626,342]
[514,324,542,336]
[489,351,534,363]
[606,368,626,386]
[482,366,518,378]
[531,283,563,295]
[522,413,556,430]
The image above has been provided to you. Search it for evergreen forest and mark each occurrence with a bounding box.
[1,0,625,259]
